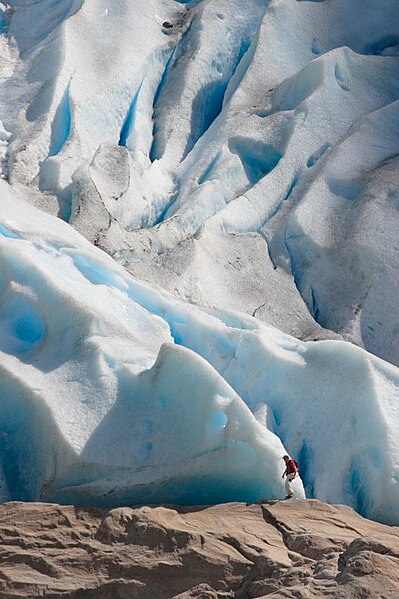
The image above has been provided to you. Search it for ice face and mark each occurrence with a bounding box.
[0,0,398,522]
[1,184,399,524]
[0,183,293,507]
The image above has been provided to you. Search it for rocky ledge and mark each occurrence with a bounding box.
[0,499,399,598]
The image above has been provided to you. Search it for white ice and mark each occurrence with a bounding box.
[1,183,399,524]
[1,0,398,360]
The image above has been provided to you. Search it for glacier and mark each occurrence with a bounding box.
[0,0,399,524]
[2,183,399,524]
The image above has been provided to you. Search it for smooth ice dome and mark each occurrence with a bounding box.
[0,0,399,524]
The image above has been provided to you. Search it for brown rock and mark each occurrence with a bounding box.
[0,499,398,598]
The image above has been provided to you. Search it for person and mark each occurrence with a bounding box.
[282,454,298,499]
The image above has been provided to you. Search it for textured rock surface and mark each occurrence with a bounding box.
[0,499,398,598]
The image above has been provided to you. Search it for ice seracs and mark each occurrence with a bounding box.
[1,0,399,361]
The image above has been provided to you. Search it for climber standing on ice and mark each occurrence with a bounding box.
[282,455,298,499]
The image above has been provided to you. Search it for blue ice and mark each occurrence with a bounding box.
[0,295,46,356]
[0,226,20,239]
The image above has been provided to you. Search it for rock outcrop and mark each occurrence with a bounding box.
[0,499,399,598]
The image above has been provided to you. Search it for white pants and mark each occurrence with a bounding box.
[285,474,295,497]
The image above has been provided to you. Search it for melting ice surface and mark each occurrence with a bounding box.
[1,184,399,525]
[0,0,398,524]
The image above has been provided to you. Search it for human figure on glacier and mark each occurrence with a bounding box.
[282,455,298,499]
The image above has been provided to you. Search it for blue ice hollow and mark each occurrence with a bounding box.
[48,83,71,157]
[0,226,20,239]
[229,137,282,185]
[0,295,46,355]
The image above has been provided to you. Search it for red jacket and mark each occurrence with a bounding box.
[286,459,297,475]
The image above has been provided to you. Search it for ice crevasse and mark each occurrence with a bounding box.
[0,183,399,525]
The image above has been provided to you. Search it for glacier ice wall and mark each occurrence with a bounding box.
[1,183,399,524]
[0,0,399,523]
